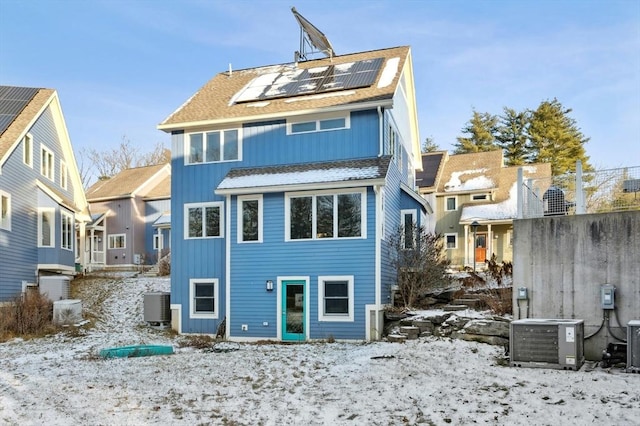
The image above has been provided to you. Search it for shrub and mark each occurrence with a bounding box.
[0,291,55,340]
[479,287,513,315]
[158,252,171,276]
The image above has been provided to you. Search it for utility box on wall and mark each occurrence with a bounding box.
[510,319,585,370]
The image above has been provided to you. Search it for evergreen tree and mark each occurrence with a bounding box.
[527,99,592,175]
[454,110,499,154]
[496,107,530,166]
[422,137,439,153]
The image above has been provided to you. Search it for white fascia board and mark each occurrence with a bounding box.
[215,178,386,196]
[157,99,394,132]
[131,164,171,197]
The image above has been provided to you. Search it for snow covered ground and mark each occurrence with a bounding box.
[0,274,638,425]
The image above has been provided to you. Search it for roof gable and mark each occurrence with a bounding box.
[159,46,411,131]
[86,163,170,201]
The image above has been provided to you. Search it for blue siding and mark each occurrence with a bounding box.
[0,104,78,301]
[144,198,170,263]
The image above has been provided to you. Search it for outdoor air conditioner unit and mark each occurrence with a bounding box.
[144,292,170,325]
[39,276,70,301]
[627,320,640,373]
[510,319,584,371]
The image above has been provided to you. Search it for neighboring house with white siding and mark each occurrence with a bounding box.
[85,163,170,270]
[0,86,90,302]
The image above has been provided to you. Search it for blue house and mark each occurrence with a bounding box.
[158,46,429,341]
[0,86,90,302]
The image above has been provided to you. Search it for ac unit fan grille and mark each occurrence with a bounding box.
[512,325,559,364]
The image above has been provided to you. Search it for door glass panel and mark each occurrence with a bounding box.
[285,284,304,334]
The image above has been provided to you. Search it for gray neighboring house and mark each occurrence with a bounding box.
[85,163,170,270]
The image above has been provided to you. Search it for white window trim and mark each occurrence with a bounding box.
[471,193,489,201]
[286,112,350,135]
[189,278,219,319]
[318,275,354,322]
[60,160,68,190]
[107,233,126,249]
[445,233,458,250]
[0,190,11,231]
[184,128,242,165]
[237,194,263,244]
[38,207,55,248]
[184,201,224,239]
[61,210,73,251]
[153,234,163,250]
[284,187,367,241]
[445,196,458,212]
[40,145,54,181]
[400,209,417,250]
[23,133,33,168]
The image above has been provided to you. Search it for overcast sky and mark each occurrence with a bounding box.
[1,0,638,170]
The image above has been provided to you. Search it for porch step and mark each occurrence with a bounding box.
[452,298,482,308]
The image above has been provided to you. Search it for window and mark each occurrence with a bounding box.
[401,209,417,250]
[184,202,223,239]
[318,276,354,322]
[41,146,54,180]
[38,208,55,247]
[153,234,163,250]
[185,129,240,164]
[287,114,349,135]
[389,125,396,157]
[0,191,10,231]
[60,161,68,190]
[472,194,488,201]
[23,133,33,167]
[108,234,126,249]
[445,233,458,249]
[445,196,457,211]
[189,279,218,319]
[238,195,262,243]
[286,189,366,241]
[61,211,73,251]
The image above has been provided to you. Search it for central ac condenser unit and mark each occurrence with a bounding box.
[39,276,70,301]
[144,292,170,325]
[510,319,584,370]
[628,320,640,373]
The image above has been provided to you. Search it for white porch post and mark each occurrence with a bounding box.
[487,223,492,261]
[464,224,470,267]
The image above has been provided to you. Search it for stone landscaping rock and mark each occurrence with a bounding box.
[400,326,420,340]
[412,319,435,333]
[424,312,453,325]
[387,334,407,343]
[456,333,508,346]
[443,304,468,312]
[443,315,471,330]
[461,319,510,338]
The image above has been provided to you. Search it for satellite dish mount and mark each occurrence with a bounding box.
[291,7,335,62]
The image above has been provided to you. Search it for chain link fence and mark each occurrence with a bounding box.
[519,163,640,218]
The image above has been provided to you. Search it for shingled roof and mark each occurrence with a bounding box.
[159,46,411,130]
[86,163,169,201]
[216,156,391,195]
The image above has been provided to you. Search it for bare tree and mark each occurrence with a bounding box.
[138,141,171,166]
[388,224,451,308]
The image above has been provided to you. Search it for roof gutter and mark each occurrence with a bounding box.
[158,99,393,132]
[216,178,387,196]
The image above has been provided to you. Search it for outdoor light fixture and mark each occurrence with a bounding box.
[471,221,480,272]
[266,280,274,292]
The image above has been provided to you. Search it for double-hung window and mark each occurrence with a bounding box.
[318,276,354,322]
[60,161,68,190]
[61,211,73,251]
[186,129,240,164]
[286,189,365,241]
[38,208,55,247]
[184,202,223,239]
[287,114,349,135]
[190,278,218,319]
[108,234,126,249]
[41,146,54,181]
[445,196,457,211]
[0,191,10,231]
[445,233,458,249]
[238,195,262,243]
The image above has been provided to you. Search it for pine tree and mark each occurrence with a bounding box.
[527,99,592,175]
[454,110,499,154]
[422,137,439,153]
[496,107,530,166]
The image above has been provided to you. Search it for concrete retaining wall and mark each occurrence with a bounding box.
[513,211,640,360]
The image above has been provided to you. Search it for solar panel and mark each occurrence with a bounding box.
[235,57,384,104]
[0,86,40,135]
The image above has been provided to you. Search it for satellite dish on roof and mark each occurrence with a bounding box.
[291,7,335,62]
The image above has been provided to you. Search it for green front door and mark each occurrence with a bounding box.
[282,280,305,341]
